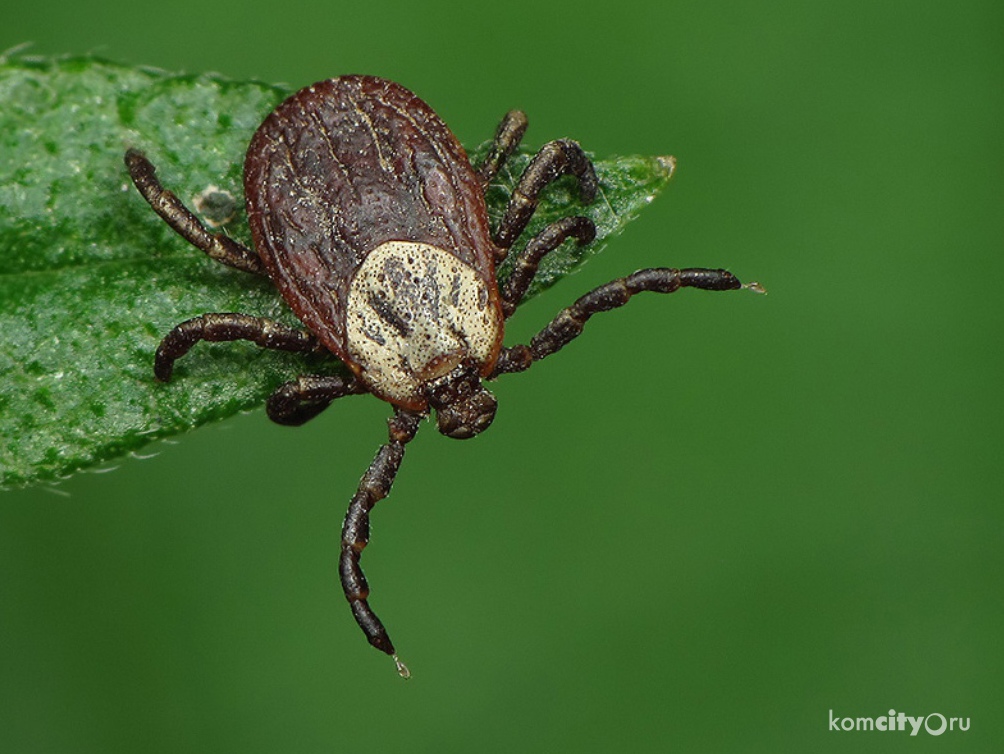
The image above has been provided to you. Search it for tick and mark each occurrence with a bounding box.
[125,75,760,678]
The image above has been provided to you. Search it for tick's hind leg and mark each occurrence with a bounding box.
[154,312,320,381]
[125,149,264,275]
[266,374,368,426]
[494,139,598,257]
[493,268,759,375]
[340,409,424,678]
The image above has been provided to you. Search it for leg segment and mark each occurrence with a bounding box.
[125,149,264,275]
[266,373,368,426]
[494,139,598,256]
[492,268,746,376]
[340,409,424,678]
[500,216,596,318]
[475,110,528,188]
[154,313,319,381]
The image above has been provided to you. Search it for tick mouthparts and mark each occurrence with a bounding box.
[435,387,498,439]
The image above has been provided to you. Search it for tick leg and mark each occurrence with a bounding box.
[493,139,598,258]
[340,409,424,678]
[266,374,368,426]
[492,268,751,376]
[155,313,319,382]
[500,216,596,318]
[125,149,265,275]
[475,110,528,188]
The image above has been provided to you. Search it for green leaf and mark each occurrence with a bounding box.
[0,53,675,490]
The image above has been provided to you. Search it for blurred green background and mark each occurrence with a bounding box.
[2,0,1001,752]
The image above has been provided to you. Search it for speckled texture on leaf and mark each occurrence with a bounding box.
[0,54,675,489]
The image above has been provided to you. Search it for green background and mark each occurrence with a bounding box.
[2,0,1001,752]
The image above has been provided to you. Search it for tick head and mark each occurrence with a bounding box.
[426,361,497,439]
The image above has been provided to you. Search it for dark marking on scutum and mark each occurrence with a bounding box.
[380,252,445,324]
[368,292,411,336]
[363,326,386,346]
[424,260,442,318]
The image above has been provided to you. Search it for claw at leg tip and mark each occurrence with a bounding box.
[393,654,411,680]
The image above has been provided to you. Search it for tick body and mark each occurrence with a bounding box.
[126,75,758,677]
[244,78,504,418]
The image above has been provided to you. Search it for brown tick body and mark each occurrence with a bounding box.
[126,75,756,678]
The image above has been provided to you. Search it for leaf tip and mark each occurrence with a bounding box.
[656,154,677,178]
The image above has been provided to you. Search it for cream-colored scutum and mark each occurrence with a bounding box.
[345,241,500,405]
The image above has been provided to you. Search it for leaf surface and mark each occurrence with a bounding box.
[0,54,675,489]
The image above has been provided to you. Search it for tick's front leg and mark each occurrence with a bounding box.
[339,408,424,678]
[266,374,369,426]
[492,268,762,376]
